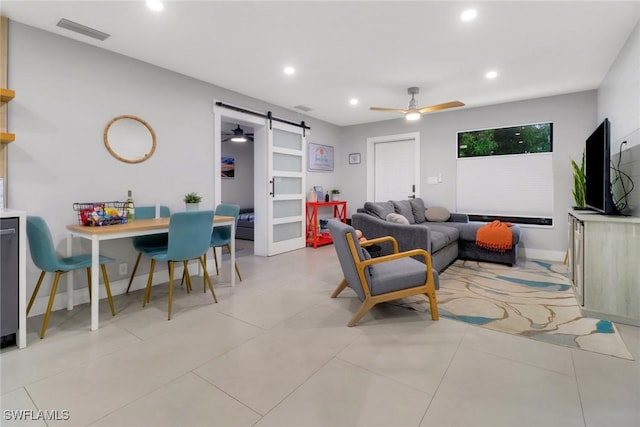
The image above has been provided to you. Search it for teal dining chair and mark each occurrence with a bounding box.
[26,216,116,338]
[142,210,216,320]
[211,203,242,282]
[125,205,170,293]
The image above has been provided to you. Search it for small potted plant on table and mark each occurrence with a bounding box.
[184,192,202,211]
[330,189,340,201]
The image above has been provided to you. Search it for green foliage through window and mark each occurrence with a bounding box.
[458,123,553,158]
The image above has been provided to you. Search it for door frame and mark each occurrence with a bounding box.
[366,132,421,201]
[213,102,267,254]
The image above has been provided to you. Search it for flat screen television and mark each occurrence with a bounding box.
[585,118,619,215]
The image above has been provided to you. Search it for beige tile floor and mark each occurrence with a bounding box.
[1,240,639,427]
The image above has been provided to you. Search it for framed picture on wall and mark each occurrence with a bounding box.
[348,153,361,164]
[308,143,334,171]
[221,156,235,179]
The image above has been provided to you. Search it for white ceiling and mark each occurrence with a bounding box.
[2,1,640,127]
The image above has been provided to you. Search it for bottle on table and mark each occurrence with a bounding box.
[126,190,135,221]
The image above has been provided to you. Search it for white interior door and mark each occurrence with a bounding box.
[266,121,306,255]
[367,133,420,201]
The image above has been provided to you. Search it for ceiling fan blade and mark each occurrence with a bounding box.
[418,101,465,114]
[369,107,409,113]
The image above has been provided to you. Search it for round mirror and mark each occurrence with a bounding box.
[104,115,156,164]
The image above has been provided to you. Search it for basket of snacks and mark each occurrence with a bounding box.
[74,202,127,226]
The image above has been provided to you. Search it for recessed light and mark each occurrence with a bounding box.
[486,70,498,79]
[461,9,477,22]
[349,98,359,106]
[146,0,164,11]
[284,66,295,75]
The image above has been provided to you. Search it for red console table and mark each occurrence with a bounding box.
[305,201,347,248]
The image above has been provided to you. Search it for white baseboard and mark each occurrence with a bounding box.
[521,248,566,262]
[26,260,204,318]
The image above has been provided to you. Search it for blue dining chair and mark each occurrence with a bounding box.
[211,204,242,282]
[26,216,116,338]
[125,205,170,293]
[142,210,216,320]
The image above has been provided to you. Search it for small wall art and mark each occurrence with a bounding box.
[308,143,334,171]
[221,156,235,178]
[348,153,361,164]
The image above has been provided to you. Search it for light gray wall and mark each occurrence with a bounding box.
[7,22,341,302]
[599,19,640,216]
[341,91,598,259]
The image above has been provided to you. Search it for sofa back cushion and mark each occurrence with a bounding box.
[409,198,426,223]
[364,201,395,220]
[391,200,415,224]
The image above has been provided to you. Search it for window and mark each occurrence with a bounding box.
[456,122,554,225]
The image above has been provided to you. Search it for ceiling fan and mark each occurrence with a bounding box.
[370,87,465,120]
[223,124,254,142]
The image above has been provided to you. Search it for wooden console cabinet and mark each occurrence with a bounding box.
[567,210,640,325]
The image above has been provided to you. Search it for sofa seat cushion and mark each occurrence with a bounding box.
[416,223,459,252]
[364,201,395,220]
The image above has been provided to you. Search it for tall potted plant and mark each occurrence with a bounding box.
[570,151,586,209]
[184,192,202,211]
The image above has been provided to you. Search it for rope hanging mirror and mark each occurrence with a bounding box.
[104,115,156,164]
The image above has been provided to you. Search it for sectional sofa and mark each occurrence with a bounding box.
[351,198,520,272]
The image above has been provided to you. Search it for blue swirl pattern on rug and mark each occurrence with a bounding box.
[394,260,633,360]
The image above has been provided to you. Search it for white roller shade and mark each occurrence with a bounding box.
[456,153,553,218]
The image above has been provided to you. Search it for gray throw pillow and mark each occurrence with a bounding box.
[425,206,451,222]
[364,201,395,220]
[409,198,426,223]
[386,213,410,224]
[391,200,416,224]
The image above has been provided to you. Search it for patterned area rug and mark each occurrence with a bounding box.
[395,259,633,360]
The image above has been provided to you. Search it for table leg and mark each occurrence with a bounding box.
[91,236,99,331]
[66,231,74,310]
[230,219,236,287]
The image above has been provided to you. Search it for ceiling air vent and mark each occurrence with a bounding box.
[294,105,313,112]
[56,18,110,41]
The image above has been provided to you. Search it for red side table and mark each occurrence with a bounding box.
[305,201,347,248]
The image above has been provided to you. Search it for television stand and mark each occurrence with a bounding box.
[568,210,640,326]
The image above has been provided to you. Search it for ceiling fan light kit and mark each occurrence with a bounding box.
[224,124,252,143]
[370,87,465,121]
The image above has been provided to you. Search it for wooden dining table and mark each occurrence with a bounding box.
[66,215,236,331]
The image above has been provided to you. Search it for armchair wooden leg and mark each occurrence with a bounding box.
[143,259,156,306]
[348,300,375,327]
[126,252,143,293]
[40,271,62,339]
[27,271,46,315]
[425,291,439,320]
[331,278,348,298]
[101,264,116,316]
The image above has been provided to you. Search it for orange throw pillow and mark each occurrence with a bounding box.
[476,220,513,252]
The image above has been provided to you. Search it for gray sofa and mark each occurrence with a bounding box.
[351,198,520,272]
